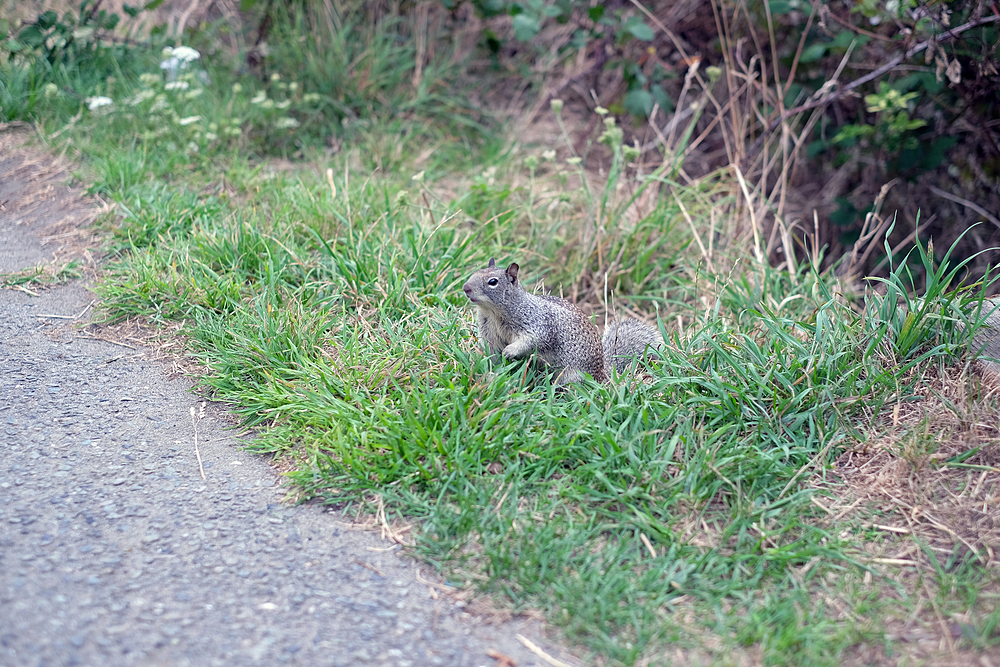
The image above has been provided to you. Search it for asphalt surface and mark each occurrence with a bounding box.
[0,134,571,667]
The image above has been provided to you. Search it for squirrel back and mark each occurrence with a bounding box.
[463,258,663,384]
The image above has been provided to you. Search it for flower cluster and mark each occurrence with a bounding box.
[159,45,201,80]
[78,45,325,155]
[244,72,319,132]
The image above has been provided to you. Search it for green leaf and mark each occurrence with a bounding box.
[769,0,794,14]
[0,18,8,40]
[589,6,604,21]
[624,89,654,118]
[799,42,827,63]
[651,84,674,113]
[830,198,858,226]
[512,14,540,41]
[480,0,506,14]
[38,11,59,30]
[624,16,654,41]
[123,4,140,18]
[18,25,46,47]
[830,30,858,48]
[145,0,167,9]
[919,136,958,171]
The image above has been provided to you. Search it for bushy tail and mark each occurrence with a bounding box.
[602,318,664,374]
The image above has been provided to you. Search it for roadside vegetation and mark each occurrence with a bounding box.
[3,0,1000,664]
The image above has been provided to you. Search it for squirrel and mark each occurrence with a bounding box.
[462,258,664,385]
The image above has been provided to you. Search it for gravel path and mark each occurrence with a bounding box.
[0,133,573,667]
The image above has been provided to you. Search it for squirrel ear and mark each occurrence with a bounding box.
[488,257,496,268]
[506,263,519,284]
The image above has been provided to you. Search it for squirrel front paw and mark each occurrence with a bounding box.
[502,337,536,360]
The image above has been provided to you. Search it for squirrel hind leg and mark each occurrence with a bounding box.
[554,364,608,385]
[604,319,664,374]
[553,367,591,385]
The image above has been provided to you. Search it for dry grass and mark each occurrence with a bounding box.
[798,364,1000,664]
[826,364,1000,571]
[0,123,105,277]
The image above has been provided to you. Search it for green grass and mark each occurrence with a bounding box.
[0,258,84,289]
[91,159,997,663]
[9,8,1000,664]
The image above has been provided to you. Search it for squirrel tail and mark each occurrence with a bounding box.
[602,318,664,374]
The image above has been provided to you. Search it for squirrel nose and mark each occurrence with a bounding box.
[463,283,472,297]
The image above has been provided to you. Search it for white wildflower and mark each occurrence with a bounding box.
[127,89,157,106]
[44,83,59,98]
[165,81,189,91]
[275,117,300,129]
[188,141,200,153]
[185,88,204,99]
[250,91,267,104]
[150,95,169,113]
[270,72,281,82]
[139,73,160,86]
[172,46,201,63]
[160,46,201,80]
[260,99,275,110]
[276,100,291,109]
[288,82,299,92]
[232,83,243,94]
[204,132,218,141]
[86,96,114,112]
[178,115,202,126]
[302,93,321,104]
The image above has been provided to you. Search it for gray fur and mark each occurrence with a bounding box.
[462,259,663,384]
[602,317,664,374]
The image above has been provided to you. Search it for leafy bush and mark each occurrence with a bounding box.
[0,0,159,121]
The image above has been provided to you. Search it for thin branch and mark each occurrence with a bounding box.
[822,4,894,42]
[928,185,1000,231]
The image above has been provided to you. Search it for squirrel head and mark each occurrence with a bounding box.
[463,258,523,311]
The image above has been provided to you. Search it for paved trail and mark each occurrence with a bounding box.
[0,132,572,667]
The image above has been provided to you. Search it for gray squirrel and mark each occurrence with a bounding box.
[462,258,664,384]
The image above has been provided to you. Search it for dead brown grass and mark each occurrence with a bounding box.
[0,123,106,278]
[821,364,1000,572]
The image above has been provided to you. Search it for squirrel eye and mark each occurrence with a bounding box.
[487,278,498,286]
